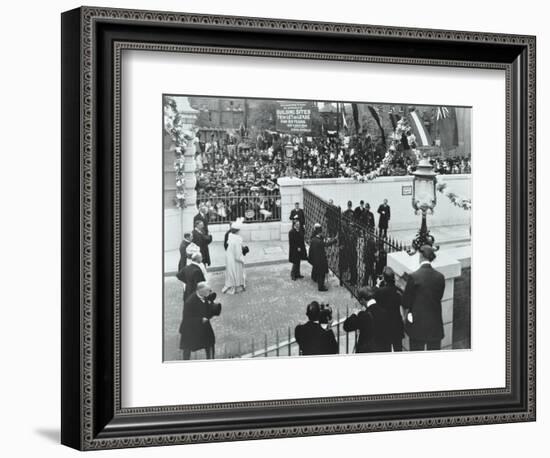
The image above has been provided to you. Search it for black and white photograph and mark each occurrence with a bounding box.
[163,95,472,361]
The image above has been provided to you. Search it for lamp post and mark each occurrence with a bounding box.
[408,154,439,254]
[285,141,295,177]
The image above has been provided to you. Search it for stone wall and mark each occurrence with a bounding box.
[452,266,471,349]
[303,174,471,231]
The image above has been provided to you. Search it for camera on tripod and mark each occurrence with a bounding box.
[306,301,333,325]
[318,303,333,324]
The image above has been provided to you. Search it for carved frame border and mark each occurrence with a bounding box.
[66,5,535,450]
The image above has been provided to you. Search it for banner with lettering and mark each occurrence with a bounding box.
[275,101,312,133]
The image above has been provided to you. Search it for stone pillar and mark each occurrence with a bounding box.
[387,250,462,350]
[277,177,304,241]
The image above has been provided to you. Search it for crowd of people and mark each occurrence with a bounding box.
[190,133,471,224]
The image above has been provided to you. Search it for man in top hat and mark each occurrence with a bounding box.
[402,245,446,351]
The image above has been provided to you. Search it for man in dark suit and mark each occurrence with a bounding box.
[343,286,391,353]
[179,282,218,360]
[288,220,307,280]
[354,200,366,224]
[377,198,391,238]
[364,203,375,232]
[295,302,338,356]
[176,251,206,302]
[375,266,404,351]
[308,224,336,291]
[402,245,446,351]
[192,220,213,266]
[177,232,193,272]
[342,200,354,221]
[289,202,305,230]
[193,206,210,234]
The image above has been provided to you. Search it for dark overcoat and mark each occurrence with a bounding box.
[289,208,305,227]
[192,229,213,266]
[377,204,391,229]
[177,238,191,272]
[288,228,307,263]
[179,292,215,351]
[354,206,365,223]
[342,209,354,221]
[375,284,404,340]
[308,235,332,276]
[193,212,209,234]
[176,263,205,302]
[295,321,338,355]
[343,303,391,353]
[402,263,446,341]
[364,210,375,230]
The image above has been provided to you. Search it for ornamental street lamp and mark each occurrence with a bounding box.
[408,154,439,254]
[285,141,295,177]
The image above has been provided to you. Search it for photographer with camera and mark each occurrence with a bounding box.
[343,286,391,353]
[179,282,222,360]
[295,301,338,356]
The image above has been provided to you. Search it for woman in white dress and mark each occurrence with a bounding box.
[222,219,246,294]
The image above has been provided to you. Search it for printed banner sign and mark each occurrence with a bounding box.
[276,101,312,133]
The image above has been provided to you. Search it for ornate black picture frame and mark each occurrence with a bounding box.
[61,6,536,450]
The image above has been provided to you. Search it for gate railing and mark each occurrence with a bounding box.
[195,190,281,224]
[303,188,410,299]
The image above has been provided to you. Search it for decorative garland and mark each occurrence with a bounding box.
[174,150,185,209]
[352,150,395,181]
[165,98,194,209]
[352,154,472,211]
[436,179,471,210]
